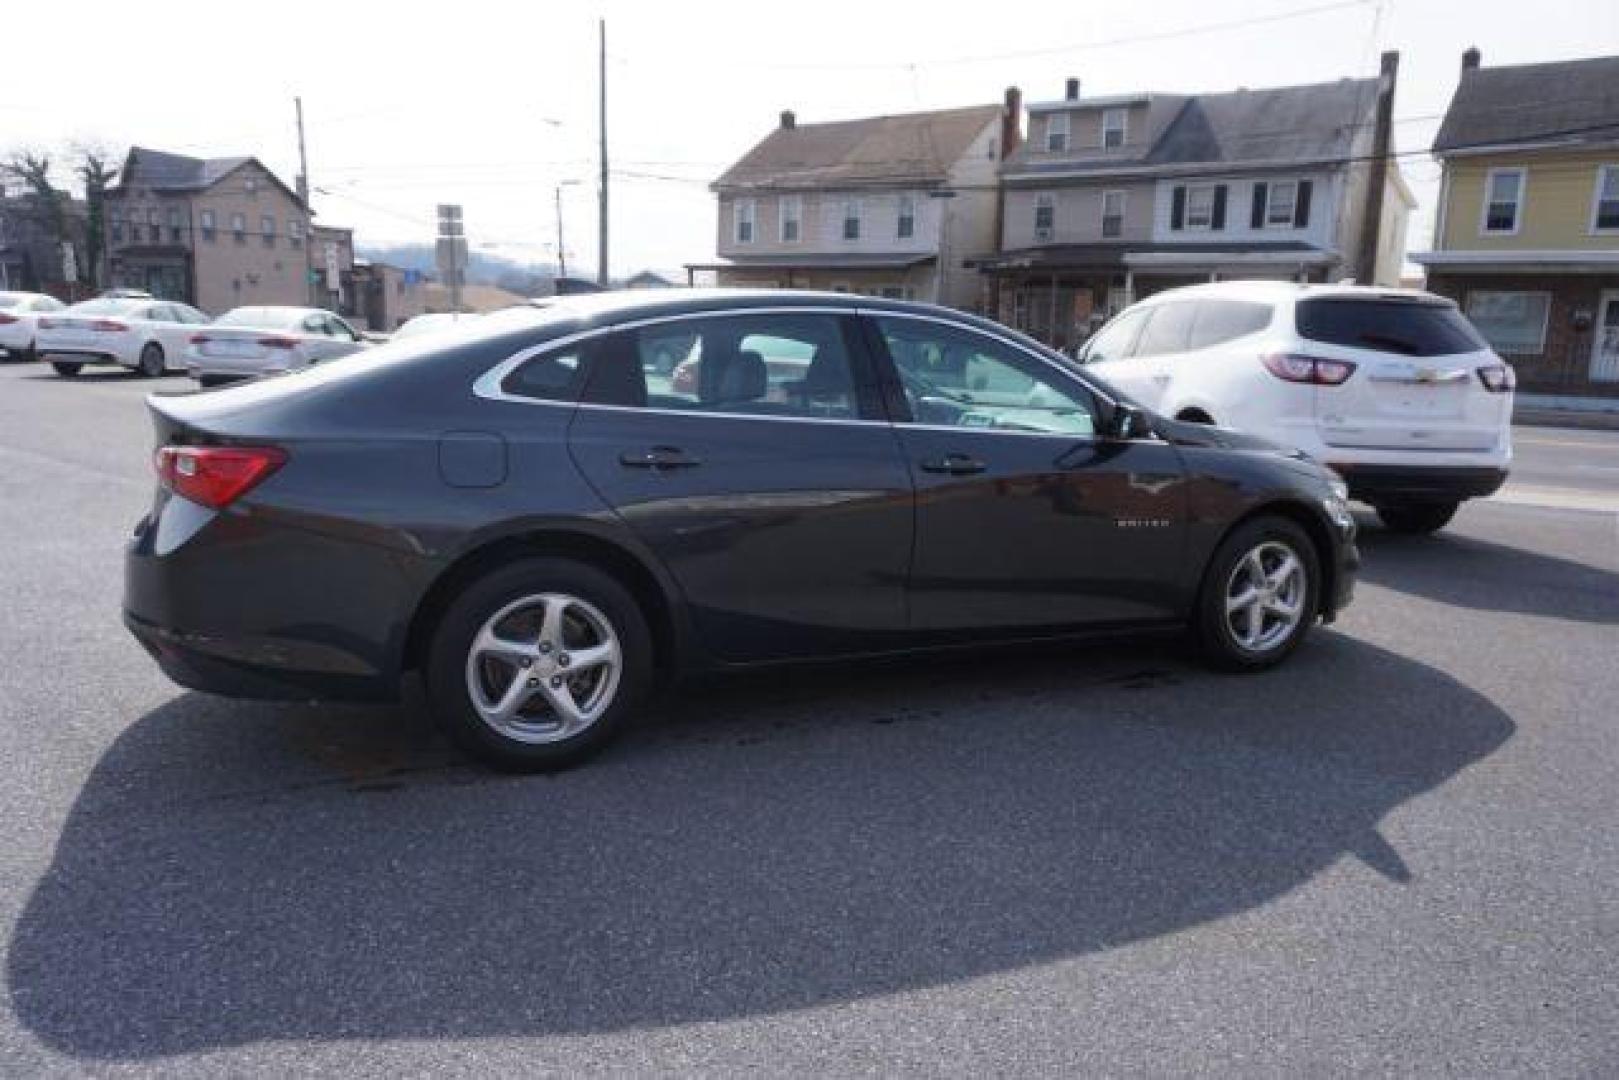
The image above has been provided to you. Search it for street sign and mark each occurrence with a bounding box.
[435,203,469,312]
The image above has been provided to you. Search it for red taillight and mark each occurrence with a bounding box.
[257,336,298,349]
[1261,352,1357,386]
[189,333,211,345]
[0,314,17,325]
[1477,363,1516,393]
[91,319,128,332]
[154,446,286,509]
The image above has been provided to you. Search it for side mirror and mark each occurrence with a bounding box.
[1107,403,1150,441]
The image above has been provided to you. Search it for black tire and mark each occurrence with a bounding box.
[22,340,38,363]
[1194,515,1321,671]
[424,557,652,772]
[1375,501,1458,535]
[1177,410,1215,425]
[51,361,82,378]
[197,375,232,388]
[138,342,165,378]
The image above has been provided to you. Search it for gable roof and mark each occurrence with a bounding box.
[714,104,1003,190]
[1149,78,1378,165]
[115,147,306,208]
[1432,55,1619,153]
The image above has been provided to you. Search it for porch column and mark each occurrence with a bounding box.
[1049,274,1059,346]
[1123,270,1135,307]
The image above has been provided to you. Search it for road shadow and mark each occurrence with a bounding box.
[9,633,1512,1059]
[1358,526,1619,625]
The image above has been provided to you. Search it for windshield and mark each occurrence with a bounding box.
[66,298,142,316]
[214,307,308,331]
[1296,299,1487,357]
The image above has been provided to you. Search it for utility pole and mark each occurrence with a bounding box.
[597,18,609,288]
[1355,50,1398,285]
[555,183,569,281]
[295,97,315,305]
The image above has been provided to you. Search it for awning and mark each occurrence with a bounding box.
[1412,250,1619,274]
[970,242,1334,274]
[685,253,937,273]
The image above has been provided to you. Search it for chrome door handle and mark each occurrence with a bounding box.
[919,454,987,476]
[619,446,701,470]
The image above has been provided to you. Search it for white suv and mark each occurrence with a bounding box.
[1079,282,1513,534]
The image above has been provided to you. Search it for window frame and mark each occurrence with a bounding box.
[1100,189,1125,238]
[1590,164,1619,235]
[779,195,801,243]
[841,199,862,241]
[1184,183,1217,231]
[1101,108,1127,150]
[260,214,277,247]
[199,209,216,241]
[897,194,916,240]
[230,211,247,244]
[1464,290,1551,355]
[1265,180,1299,228]
[732,198,756,245]
[1034,193,1056,238]
[1045,112,1070,153]
[1480,166,1526,236]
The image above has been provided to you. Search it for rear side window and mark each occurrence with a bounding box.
[1133,302,1198,358]
[1187,300,1272,349]
[501,342,592,402]
[1295,299,1486,357]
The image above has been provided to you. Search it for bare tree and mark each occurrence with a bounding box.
[73,145,121,291]
[3,151,65,242]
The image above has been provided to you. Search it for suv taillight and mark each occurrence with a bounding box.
[1477,364,1516,393]
[155,446,286,509]
[1261,352,1357,386]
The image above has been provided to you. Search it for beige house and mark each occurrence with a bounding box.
[692,98,1019,310]
[106,148,314,314]
[1413,50,1619,395]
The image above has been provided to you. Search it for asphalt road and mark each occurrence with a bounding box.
[1,363,1616,1076]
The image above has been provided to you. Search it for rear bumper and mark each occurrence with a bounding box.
[40,349,132,368]
[1328,463,1508,504]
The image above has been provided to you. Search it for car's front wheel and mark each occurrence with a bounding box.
[1195,516,1320,671]
[1375,501,1458,535]
[138,342,165,378]
[425,557,652,771]
[51,361,82,378]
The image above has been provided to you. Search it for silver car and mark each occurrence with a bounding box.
[185,306,367,385]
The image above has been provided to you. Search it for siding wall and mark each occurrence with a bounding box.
[1023,101,1152,160]
[1439,150,1619,251]
[1002,181,1155,248]
[1148,170,1339,248]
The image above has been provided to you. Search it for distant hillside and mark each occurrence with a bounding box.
[357,243,559,298]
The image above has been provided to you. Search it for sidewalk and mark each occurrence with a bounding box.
[1513,392,1619,431]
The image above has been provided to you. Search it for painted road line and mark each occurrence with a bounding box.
[1489,486,1619,513]
[1515,436,1619,452]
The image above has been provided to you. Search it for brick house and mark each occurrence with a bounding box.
[0,190,88,299]
[1412,50,1619,396]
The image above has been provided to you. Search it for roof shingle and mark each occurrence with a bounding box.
[1432,55,1619,153]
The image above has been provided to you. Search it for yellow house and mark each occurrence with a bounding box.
[1414,49,1619,396]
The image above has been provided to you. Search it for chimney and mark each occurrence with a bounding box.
[1065,77,1081,101]
[1461,47,1481,73]
[1001,86,1023,159]
[779,109,796,130]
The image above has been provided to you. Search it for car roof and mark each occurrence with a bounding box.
[1131,281,1448,308]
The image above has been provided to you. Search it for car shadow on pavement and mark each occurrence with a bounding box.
[8,632,1513,1060]
[1358,527,1619,624]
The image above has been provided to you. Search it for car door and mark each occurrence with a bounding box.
[864,311,1189,631]
[148,304,195,358]
[562,308,914,662]
[1117,300,1198,410]
[1078,305,1151,401]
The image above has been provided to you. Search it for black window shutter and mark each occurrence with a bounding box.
[1251,183,1268,228]
[1171,186,1186,230]
[1295,180,1313,227]
[1211,184,1228,230]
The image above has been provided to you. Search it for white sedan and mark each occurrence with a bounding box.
[185,306,368,385]
[37,297,211,377]
[0,291,68,361]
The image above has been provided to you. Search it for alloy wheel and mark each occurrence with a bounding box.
[1223,540,1307,653]
[464,592,623,744]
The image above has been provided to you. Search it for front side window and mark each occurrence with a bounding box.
[842,200,861,241]
[1046,112,1070,152]
[1082,307,1149,363]
[1465,291,1550,355]
[1266,181,1298,226]
[1134,302,1199,358]
[779,196,801,243]
[876,316,1096,436]
[1483,168,1524,233]
[1102,108,1127,149]
[1593,165,1619,231]
[733,199,755,244]
[1101,190,1125,238]
[897,195,915,239]
[1185,184,1216,230]
[595,313,861,420]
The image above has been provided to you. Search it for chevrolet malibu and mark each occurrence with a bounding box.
[124,291,1358,771]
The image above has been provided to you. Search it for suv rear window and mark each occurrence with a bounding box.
[1295,299,1486,357]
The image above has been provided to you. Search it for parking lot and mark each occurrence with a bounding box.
[1,361,1616,1075]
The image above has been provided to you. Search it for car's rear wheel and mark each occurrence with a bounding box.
[138,342,165,378]
[1195,516,1319,671]
[425,557,652,771]
[1375,501,1458,535]
[51,361,82,378]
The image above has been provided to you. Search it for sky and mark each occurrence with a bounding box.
[3,0,1617,278]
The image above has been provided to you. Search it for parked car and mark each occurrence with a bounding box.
[1077,282,1513,534]
[184,306,367,385]
[0,291,67,361]
[125,290,1358,772]
[392,312,482,340]
[99,288,155,300]
[36,297,211,377]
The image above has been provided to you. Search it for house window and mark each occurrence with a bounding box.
[244,176,258,196]
[199,210,215,242]
[1266,181,1298,226]
[230,212,246,244]
[261,215,276,247]
[779,196,801,243]
[1046,113,1070,152]
[733,199,755,244]
[1482,168,1524,234]
[1185,184,1217,230]
[109,211,124,245]
[897,194,915,239]
[1593,165,1619,232]
[289,217,304,248]
[1101,108,1127,150]
[842,199,861,241]
[1034,193,1055,239]
[1466,291,1550,354]
[1101,190,1125,238]
[167,208,182,243]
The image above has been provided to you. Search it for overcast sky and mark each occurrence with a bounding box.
[4,0,1616,277]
